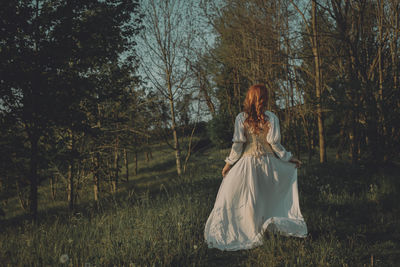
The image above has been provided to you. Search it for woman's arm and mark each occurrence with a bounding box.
[224,142,245,165]
[223,113,247,177]
[265,111,295,162]
[222,162,232,177]
[289,157,302,168]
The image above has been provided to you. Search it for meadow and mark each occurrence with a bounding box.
[1,142,399,266]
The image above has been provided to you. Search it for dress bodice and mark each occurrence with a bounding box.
[242,123,274,158]
[225,111,292,165]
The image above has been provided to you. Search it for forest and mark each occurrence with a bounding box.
[1,0,399,265]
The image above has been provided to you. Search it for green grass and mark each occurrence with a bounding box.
[1,144,400,266]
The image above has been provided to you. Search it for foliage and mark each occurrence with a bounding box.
[207,111,234,149]
[0,0,143,218]
[199,0,400,163]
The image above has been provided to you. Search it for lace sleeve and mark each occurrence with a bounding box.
[225,113,247,165]
[265,111,292,162]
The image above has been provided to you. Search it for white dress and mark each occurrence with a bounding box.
[204,111,307,251]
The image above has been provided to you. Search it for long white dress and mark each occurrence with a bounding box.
[204,111,307,251]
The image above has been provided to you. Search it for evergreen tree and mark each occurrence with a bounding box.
[0,0,142,220]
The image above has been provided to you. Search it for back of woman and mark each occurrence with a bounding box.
[204,84,307,251]
[242,113,275,158]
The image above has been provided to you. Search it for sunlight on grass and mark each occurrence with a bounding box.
[1,145,400,265]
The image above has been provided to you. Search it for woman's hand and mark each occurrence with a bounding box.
[222,163,232,178]
[289,157,302,168]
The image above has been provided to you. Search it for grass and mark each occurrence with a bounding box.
[1,143,400,266]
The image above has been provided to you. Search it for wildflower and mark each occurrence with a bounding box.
[193,245,198,250]
[60,254,69,264]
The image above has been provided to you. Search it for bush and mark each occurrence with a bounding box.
[206,112,234,149]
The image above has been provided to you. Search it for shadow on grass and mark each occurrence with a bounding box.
[0,153,221,234]
[135,156,177,175]
[298,161,400,262]
[2,154,400,265]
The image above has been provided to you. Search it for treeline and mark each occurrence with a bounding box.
[202,0,400,164]
[0,0,208,221]
[0,0,147,221]
[1,0,399,221]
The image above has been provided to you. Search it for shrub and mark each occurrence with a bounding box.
[206,111,233,149]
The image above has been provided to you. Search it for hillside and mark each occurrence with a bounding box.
[1,144,400,266]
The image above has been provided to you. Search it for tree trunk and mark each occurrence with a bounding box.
[302,120,313,162]
[293,122,301,160]
[67,130,74,211]
[124,148,129,182]
[28,132,39,220]
[312,0,327,163]
[50,175,57,201]
[388,1,399,160]
[16,181,28,211]
[93,153,100,202]
[94,104,101,202]
[107,159,113,193]
[147,137,153,160]
[350,113,359,164]
[93,170,99,202]
[195,65,216,117]
[145,136,152,162]
[348,47,360,164]
[167,76,182,176]
[336,122,346,160]
[135,150,138,176]
[377,0,386,162]
[389,0,398,91]
[311,125,316,152]
[112,136,119,193]
[183,124,196,174]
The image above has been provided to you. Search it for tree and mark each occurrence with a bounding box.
[0,0,142,220]
[139,0,196,176]
[289,0,327,163]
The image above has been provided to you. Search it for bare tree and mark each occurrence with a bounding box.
[290,0,327,163]
[139,0,195,176]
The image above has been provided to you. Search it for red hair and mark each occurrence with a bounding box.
[243,84,269,133]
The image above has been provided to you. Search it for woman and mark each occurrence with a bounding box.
[204,84,307,251]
